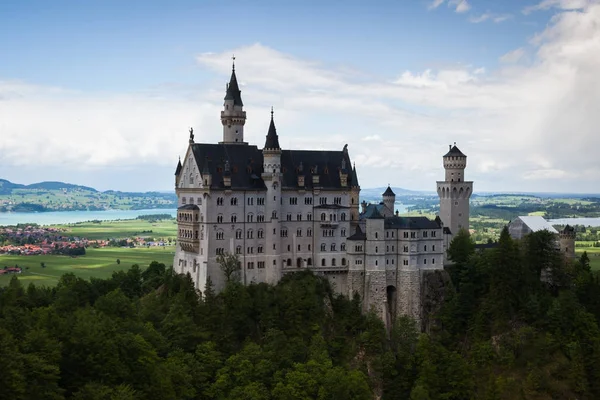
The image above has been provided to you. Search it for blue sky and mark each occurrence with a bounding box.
[1,0,599,193]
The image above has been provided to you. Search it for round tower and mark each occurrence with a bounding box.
[559,225,576,259]
[436,143,473,237]
[220,58,247,144]
[382,185,396,217]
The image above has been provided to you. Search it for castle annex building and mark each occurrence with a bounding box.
[174,63,471,323]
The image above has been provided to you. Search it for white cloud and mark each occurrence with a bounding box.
[499,47,526,63]
[428,0,471,13]
[523,0,594,14]
[469,12,513,23]
[2,3,600,193]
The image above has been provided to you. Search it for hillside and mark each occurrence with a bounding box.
[0,179,176,212]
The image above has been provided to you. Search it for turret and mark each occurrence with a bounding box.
[220,58,247,144]
[437,143,473,238]
[382,185,395,217]
[559,225,576,259]
[175,157,182,187]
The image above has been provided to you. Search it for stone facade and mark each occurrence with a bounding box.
[173,64,469,327]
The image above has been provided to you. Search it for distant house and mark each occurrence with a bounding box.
[508,216,559,240]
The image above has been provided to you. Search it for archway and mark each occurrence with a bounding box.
[297,257,303,268]
[386,286,397,319]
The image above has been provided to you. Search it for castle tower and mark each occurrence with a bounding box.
[559,225,576,259]
[350,163,360,226]
[436,143,473,237]
[220,58,247,144]
[364,208,387,319]
[382,185,396,217]
[262,108,282,283]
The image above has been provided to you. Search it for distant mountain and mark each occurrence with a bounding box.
[0,179,176,212]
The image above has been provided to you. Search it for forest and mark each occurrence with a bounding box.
[1,228,600,399]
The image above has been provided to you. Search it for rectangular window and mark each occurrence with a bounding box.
[423,231,428,238]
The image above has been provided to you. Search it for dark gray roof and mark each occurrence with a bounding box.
[224,69,243,107]
[187,143,356,191]
[361,203,385,219]
[175,159,182,176]
[264,113,280,150]
[178,204,199,210]
[314,204,349,209]
[383,186,395,197]
[347,225,366,241]
[366,206,385,219]
[444,145,466,158]
[384,216,441,230]
[351,164,359,188]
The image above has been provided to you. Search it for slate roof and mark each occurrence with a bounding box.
[347,225,367,241]
[351,164,359,187]
[188,143,355,191]
[444,144,467,158]
[383,186,395,197]
[224,69,243,107]
[361,204,386,219]
[384,216,442,230]
[264,113,280,150]
[175,159,182,176]
[178,204,199,210]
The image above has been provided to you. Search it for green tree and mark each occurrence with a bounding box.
[217,252,241,283]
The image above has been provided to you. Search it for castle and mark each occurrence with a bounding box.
[173,63,471,323]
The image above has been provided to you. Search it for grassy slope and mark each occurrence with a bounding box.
[62,219,178,240]
[0,246,175,287]
[577,247,600,270]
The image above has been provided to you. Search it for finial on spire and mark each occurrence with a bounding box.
[232,54,236,71]
[271,106,274,119]
[454,141,456,146]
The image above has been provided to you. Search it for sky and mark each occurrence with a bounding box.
[0,0,599,193]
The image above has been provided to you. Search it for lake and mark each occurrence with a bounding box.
[0,209,177,226]
[548,217,600,227]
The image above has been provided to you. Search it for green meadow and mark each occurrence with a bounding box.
[60,218,177,240]
[0,246,175,287]
[577,247,600,270]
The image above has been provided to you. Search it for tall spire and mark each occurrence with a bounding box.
[264,107,281,150]
[224,56,243,107]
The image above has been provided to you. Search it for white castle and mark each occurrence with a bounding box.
[174,63,472,323]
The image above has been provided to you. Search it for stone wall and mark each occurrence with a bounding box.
[366,270,387,318]
[420,269,453,334]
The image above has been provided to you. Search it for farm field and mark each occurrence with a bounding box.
[0,246,175,287]
[577,247,600,270]
[58,218,177,240]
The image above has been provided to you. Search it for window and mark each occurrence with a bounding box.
[182,197,186,205]
[247,197,254,205]
[432,245,435,251]
[297,244,301,251]
[305,197,313,205]
[431,231,437,237]
[258,246,263,253]
[341,243,346,251]
[307,213,312,221]
[432,258,435,264]
[296,213,302,221]
[392,231,394,238]
[307,258,312,266]
[257,214,264,222]
[289,197,298,205]
[247,247,253,254]
[332,258,337,266]
[319,197,327,205]
[258,261,265,268]
[321,213,326,221]
[236,246,242,254]
[423,231,428,238]
[272,211,277,219]
[230,197,238,206]
[247,262,254,269]
[287,245,291,251]
[321,259,326,266]
[257,198,265,205]
[331,244,336,251]
[342,258,346,266]
[307,229,312,237]
[216,248,224,255]
[403,259,408,265]
[258,229,264,239]
[355,245,363,252]
[247,214,253,222]
[375,232,378,239]
[287,258,292,266]
[280,229,288,237]
[216,231,224,240]
[247,230,253,239]
[286,214,292,221]
[375,246,378,253]
[217,215,223,223]
[411,232,416,238]
[424,245,427,251]
[424,259,427,265]
[386,246,389,252]
[404,245,409,252]
[321,243,326,251]
[308,244,312,251]
[231,215,237,223]
[217,197,223,206]
[296,228,302,237]
[341,213,346,221]
[341,229,346,237]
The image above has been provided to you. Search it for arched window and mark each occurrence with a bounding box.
[331,243,336,251]
[307,258,313,266]
[332,258,336,266]
[321,213,326,221]
[341,213,346,221]
[341,243,346,251]
[321,243,326,251]
[341,258,346,266]
[321,259,326,266]
[287,258,292,267]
